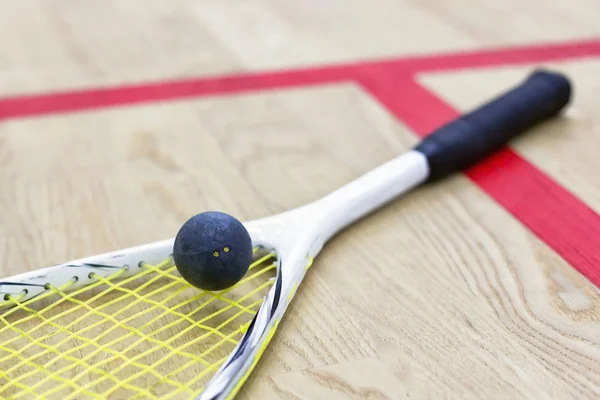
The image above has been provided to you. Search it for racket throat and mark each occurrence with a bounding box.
[309,150,429,244]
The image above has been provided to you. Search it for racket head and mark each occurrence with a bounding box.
[0,206,317,400]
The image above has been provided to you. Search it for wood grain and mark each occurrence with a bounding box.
[0,1,599,399]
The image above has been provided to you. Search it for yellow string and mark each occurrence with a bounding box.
[0,251,277,399]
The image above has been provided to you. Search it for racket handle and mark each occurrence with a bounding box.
[415,69,572,182]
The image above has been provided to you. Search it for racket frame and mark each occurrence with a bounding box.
[0,151,429,400]
[0,68,572,399]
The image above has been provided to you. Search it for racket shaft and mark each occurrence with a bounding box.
[415,69,572,181]
[315,151,428,247]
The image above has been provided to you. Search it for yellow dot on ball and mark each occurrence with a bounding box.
[224,246,230,253]
[213,251,220,257]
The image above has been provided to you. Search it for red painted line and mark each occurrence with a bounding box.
[378,37,600,74]
[1,37,598,288]
[1,38,599,121]
[0,70,351,121]
[360,74,600,287]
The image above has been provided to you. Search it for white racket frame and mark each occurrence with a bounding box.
[0,150,429,400]
[1,68,571,399]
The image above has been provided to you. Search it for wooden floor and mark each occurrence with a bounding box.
[1,1,600,399]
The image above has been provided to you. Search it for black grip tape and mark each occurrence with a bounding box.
[415,69,572,182]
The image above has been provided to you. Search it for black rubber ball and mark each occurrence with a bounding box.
[173,211,253,291]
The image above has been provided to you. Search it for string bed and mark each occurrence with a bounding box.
[0,250,277,400]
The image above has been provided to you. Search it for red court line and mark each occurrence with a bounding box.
[1,38,600,121]
[360,74,600,287]
[1,38,599,288]
[381,37,600,74]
